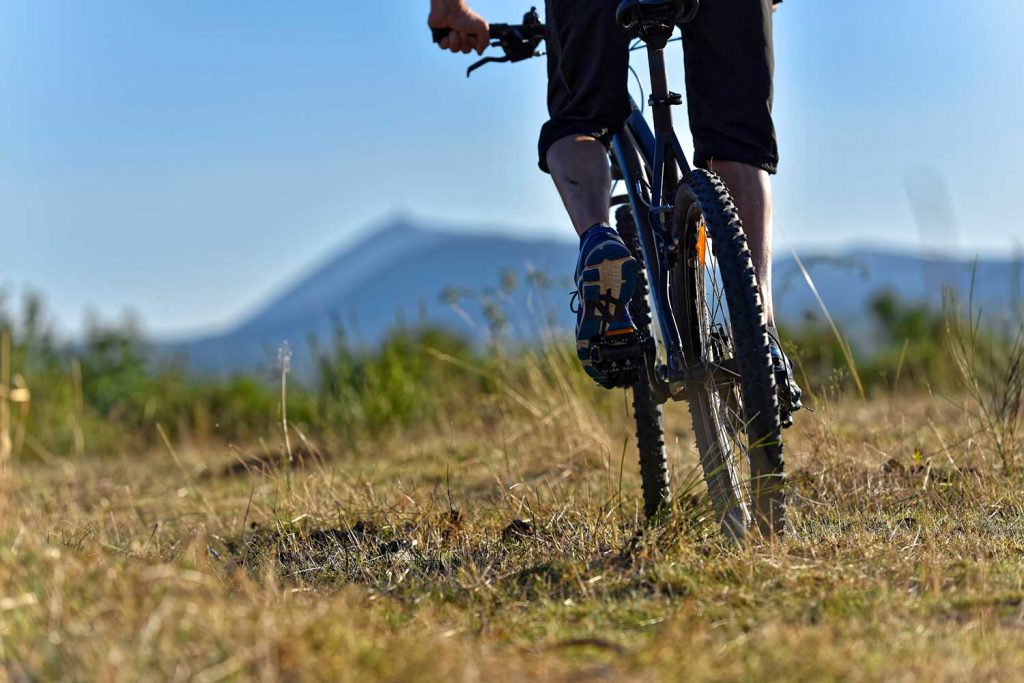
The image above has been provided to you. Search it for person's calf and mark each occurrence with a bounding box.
[547,135,613,236]
[708,160,774,328]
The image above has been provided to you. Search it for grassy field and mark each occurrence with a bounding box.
[2,365,1023,682]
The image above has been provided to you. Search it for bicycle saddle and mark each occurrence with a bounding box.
[616,0,699,38]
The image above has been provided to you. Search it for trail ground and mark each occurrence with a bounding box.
[2,393,1023,682]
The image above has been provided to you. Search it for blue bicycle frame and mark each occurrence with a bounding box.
[610,41,693,399]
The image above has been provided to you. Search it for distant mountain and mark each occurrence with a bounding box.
[169,219,1022,374]
[170,220,579,374]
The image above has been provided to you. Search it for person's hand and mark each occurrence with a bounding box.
[429,0,489,55]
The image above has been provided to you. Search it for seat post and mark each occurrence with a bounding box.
[647,46,674,135]
[646,42,682,210]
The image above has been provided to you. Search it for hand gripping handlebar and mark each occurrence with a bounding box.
[431,6,546,77]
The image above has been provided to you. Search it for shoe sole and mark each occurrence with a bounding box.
[576,240,640,376]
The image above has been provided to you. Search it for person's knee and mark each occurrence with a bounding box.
[547,135,611,189]
[539,123,615,174]
[708,160,768,180]
[708,160,770,198]
[547,134,607,168]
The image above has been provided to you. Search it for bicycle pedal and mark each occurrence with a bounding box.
[588,332,650,389]
[774,366,803,430]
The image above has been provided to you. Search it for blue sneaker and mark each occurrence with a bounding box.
[573,225,640,386]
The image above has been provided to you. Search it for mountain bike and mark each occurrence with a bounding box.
[433,1,785,539]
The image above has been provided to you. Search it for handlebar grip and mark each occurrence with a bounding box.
[434,26,507,44]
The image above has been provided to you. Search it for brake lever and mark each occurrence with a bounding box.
[433,7,546,78]
[467,34,544,77]
[466,55,511,78]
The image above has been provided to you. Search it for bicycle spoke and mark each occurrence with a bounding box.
[693,233,753,505]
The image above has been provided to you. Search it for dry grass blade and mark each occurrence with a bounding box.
[946,285,1024,474]
[790,248,866,400]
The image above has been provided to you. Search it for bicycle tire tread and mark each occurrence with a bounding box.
[679,169,786,536]
[615,205,671,518]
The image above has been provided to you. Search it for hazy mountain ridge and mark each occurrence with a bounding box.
[171,220,1022,374]
[173,220,579,373]
[774,249,1022,323]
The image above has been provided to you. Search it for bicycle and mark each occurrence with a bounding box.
[433,1,786,539]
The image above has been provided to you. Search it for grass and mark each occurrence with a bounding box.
[2,379,1024,682]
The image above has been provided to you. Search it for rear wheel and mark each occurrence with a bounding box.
[615,205,671,518]
[672,170,785,538]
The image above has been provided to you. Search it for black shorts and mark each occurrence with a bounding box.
[538,0,778,175]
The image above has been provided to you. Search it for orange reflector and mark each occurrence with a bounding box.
[696,220,708,266]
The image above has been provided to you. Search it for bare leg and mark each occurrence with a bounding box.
[546,135,612,237]
[709,160,775,328]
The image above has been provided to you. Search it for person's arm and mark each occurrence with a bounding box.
[428,0,489,55]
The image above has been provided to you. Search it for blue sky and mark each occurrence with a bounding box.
[2,0,1023,337]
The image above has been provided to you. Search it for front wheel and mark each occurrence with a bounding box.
[672,170,785,538]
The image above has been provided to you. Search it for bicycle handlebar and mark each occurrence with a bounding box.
[431,7,547,78]
[429,21,546,45]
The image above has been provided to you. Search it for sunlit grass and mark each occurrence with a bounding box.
[2,382,1023,681]
[2,284,1023,680]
